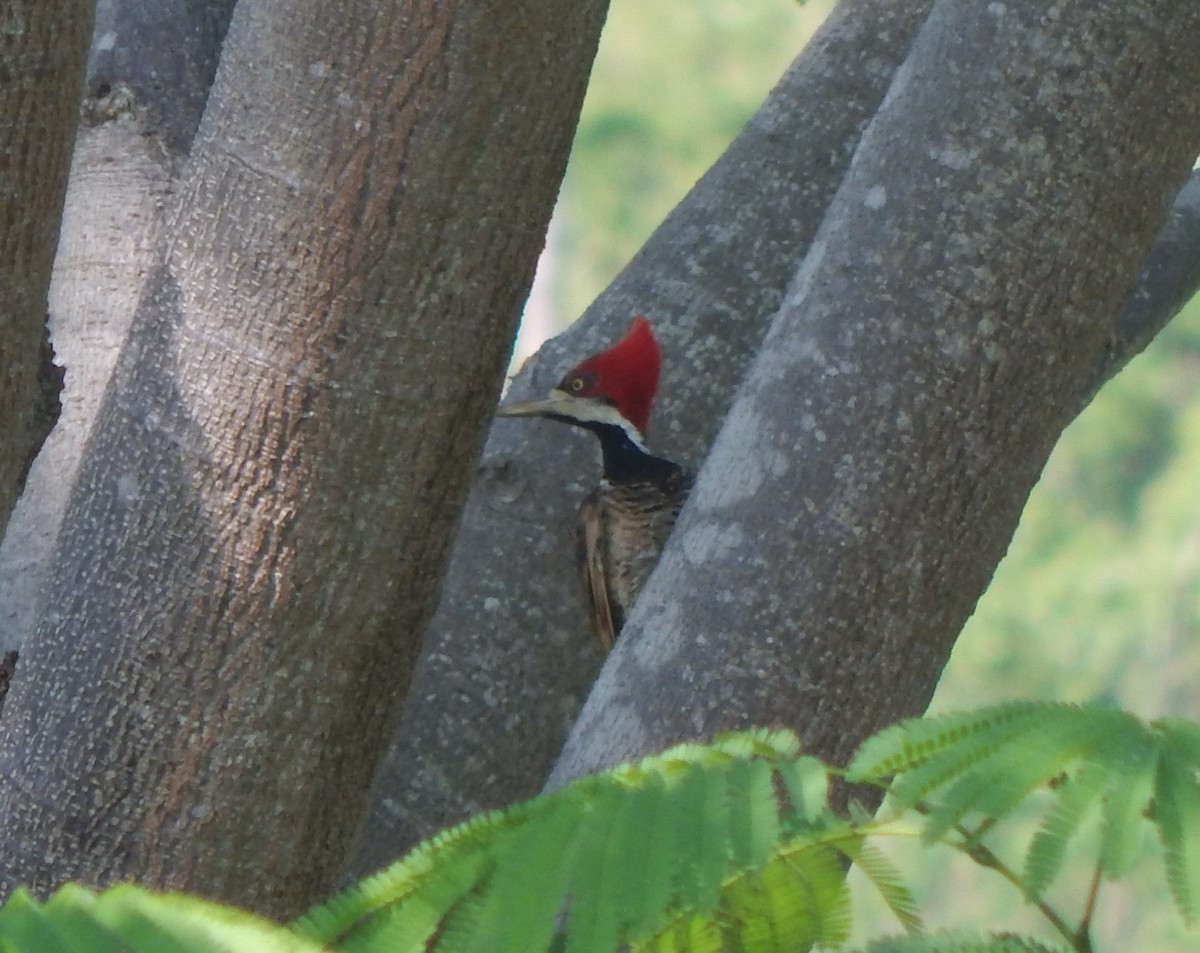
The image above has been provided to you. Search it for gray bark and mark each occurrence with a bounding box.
[0,1,234,652]
[0,651,15,718]
[1084,171,1200,406]
[0,3,91,542]
[0,0,606,918]
[549,0,1200,787]
[86,0,238,151]
[348,0,938,876]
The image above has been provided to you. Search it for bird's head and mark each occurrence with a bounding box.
[497,316,661,445]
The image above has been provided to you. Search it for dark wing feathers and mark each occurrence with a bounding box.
[575,471,691,651]
[578,489,618,650]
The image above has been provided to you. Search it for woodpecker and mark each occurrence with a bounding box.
[497,316,691,650]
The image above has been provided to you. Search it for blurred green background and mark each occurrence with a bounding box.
[527,0,1200,948]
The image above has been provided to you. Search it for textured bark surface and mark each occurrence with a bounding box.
[0,652,15,717]
[0,1,234,651]
[0,0,606,918]
[86,0,238,150]
[348,0,938,876]
[0,120,176,649]
[0,3,91,539]
[1085,172,1200,404]
[549,0,1200,787]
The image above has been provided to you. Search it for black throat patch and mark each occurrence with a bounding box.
[588,422,682,487]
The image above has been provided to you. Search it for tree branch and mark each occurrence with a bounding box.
[549,0,1200,787]
[86,0,239,151]
[1081,169,1200,410]
[347,0,939,876]
[0,2,92,538]
[0,0,236,651]
[0,0,606,917]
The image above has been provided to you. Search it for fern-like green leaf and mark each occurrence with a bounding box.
[862,707,1065,821]
[670,749,736,914]
[1155,717,1200,763]
[296,729,824,953]
[854,931,1071,953]
[849,705,1045,783]
[570,768,672,948]
[731,756,787,869]
[839,838,922,932]
[0,890,86,953]
[1095,728,1157,878]
[920,707,1142,843]
[732,838,851,952]
[642,914,722,953]
[848,701,1200,923]
[777,755,831,829]
[633,826,855,953]
[1022,759,1106,894]
[1153,718,1200,926]
[466,788,585,953]
[296,800,517,947]
[0,884,321,953]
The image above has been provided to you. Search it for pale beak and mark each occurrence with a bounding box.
[496,387,648,448]
[494,389,579,419]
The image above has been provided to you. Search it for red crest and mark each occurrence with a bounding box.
[571,316,661,434]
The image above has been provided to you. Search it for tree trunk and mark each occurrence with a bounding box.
[549,0,1200,787]
[0,2,90,537]
[0,0,235,656]
[347,0,938,875]
[1084,173,1200,405]
[0,0,606,919]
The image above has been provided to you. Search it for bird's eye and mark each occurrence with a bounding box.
[560,370,597,396]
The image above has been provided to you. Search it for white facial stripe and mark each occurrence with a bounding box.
[547,390,649,450]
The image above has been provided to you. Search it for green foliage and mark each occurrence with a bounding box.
[3,708,1198,953]
[294,729,877,953]
[629,817,919,952]
[857,934,1070,953]
[919,273,1200,953]
[0,883,319,953]
[848,702,1200,931]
